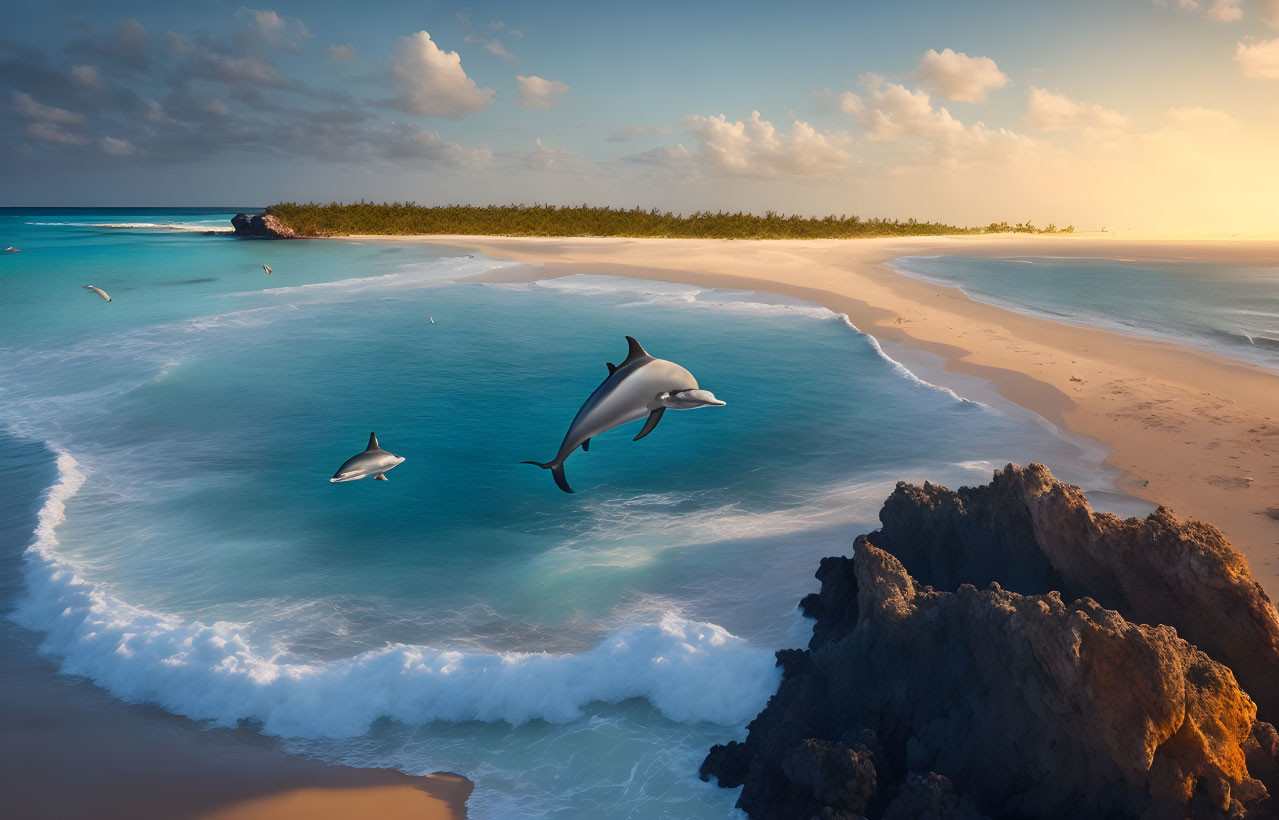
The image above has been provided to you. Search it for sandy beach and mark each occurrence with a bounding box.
[363,232,1279,594]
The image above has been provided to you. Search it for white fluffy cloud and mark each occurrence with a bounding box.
[235,9,311,50]
[516,75,569,110]
[1025,87,1127,131]
[392,31,494,118]
[679,111,852,178]
[914,48,1008,102]
[1236,38,1279,78]
[842,76,1032,164]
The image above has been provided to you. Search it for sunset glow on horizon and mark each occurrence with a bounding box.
[4,0,1278,236]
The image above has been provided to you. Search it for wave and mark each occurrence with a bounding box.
[494,275,980,406]
[25,221,233,233]
[14,451,779,738]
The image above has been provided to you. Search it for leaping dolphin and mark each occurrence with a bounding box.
[263,264,272,275]
[83,285,111,302]
[523,336,725,493]
[330,432,405,482]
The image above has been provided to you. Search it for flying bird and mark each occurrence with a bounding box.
[523,336,725,493]
[330,432,405,483]
[83,285,111,302]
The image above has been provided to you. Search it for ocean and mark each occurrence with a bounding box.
[1,209,1136,817]
[891,254,1279,372]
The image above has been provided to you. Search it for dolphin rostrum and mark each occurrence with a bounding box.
[523,336,725,493]
[330,432,405,482]
[83,285,111,302]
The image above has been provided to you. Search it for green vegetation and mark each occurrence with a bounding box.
[266,202,1075,240]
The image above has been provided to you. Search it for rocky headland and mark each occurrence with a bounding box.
[230,212,299,238]
[702,463,1279,819]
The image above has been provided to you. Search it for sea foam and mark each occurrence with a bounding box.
[15,451,780,738]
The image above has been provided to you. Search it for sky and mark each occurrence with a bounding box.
[3,0,1278,235]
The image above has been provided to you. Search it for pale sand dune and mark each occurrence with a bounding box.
[349,233,1279,595]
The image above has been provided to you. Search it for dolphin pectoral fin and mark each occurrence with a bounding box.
[581,438,591,452]
[522,460,574,493]
[366,432,380,451]
[633,408,665,441]
[374,473,388,481]
[605,362,616,375]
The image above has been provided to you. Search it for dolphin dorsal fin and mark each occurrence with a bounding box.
[606,362,617,375]
[366,432,380,451]
[621,336,649,367]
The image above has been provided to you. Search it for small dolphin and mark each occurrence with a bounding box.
[330,432,405,482]
[83,285,111,302]
[4,247,18,253]
[263,264,272,275]
[523,336,725,493]
[429,316,435,324]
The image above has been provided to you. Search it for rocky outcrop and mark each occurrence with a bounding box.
[867,463,1279,723]
[703,464,1279,819]
[230,212,298,238]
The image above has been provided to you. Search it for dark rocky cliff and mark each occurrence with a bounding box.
[702,464,1279,819]
[230,212,298,238]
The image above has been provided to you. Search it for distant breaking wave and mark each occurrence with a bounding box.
[14,451,779,738]
[25,221,232,233]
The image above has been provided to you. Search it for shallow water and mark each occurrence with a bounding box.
[1,210,1119,817]
[891,254,1279,371]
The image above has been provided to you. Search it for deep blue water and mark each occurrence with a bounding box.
[0,209,1115,817]
[891,254,1279,371]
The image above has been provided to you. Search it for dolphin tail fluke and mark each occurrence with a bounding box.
[521,459,574,493]
[374,473,388,481]
[366,432,380,451]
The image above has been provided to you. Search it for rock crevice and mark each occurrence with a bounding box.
[703,464,1279,819]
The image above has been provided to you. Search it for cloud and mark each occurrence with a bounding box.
[12,92,85,124]
[328,44,356,61]
[914,48,1008,102]
[678,111,852,178]
[378,122,492,166]
[26,122,88,144]
[70,64,100,87]
[515,75,568,110]
[233,9,312,51]
[99,136,136,155]
[1205,0,1243,21]
[501,137,586,172]
[1264,0,1279,28]
[392,31,494,118]
[99,18,150,71]
[456,11,516,61]
[840,76,1034,168]
[607,123,671,142]
[1236,38,1279,78]
[1166,105,1239,130]
[1025,87,1127,130]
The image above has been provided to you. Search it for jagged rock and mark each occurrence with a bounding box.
[882,773,987,820]
[867,463,1279,723]
[703,465,1279,820]
[230,212,298,238]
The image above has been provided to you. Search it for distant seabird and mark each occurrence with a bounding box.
[83,285,111,302]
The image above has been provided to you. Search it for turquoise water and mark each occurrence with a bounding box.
[892,255,1279,371]
[1,210,1113,817]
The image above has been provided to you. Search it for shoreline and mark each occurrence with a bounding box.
[348,232,1279,594]
[0,435,471,820]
